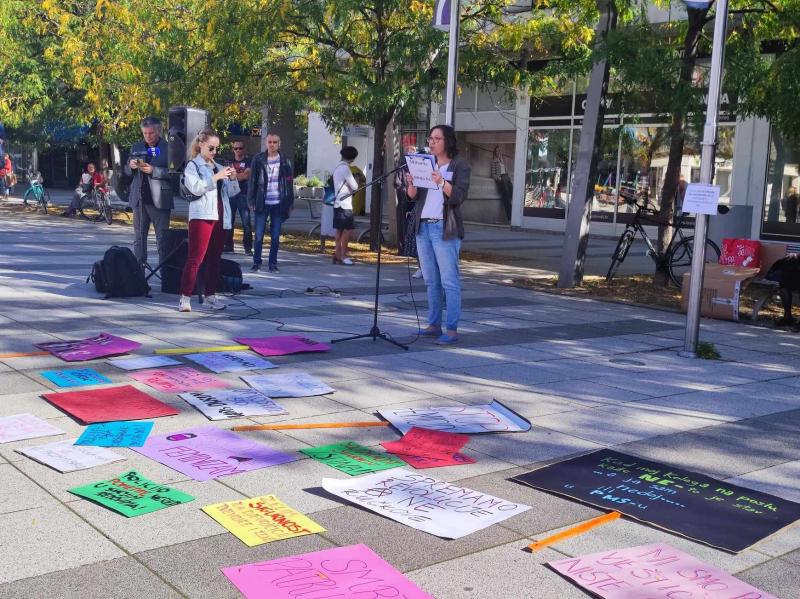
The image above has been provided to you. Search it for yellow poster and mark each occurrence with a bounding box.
[202,494,325,546]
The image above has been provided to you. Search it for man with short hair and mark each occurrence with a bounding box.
[247,133,293,273]
[124,116,174,265]
[223,141,252,254]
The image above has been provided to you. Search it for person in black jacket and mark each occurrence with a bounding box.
[246,133,293,273]
[123,116,174,265]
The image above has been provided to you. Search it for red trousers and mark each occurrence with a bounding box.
[180,204,225,297]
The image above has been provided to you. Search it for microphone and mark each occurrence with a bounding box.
[423,147,431,154]
[130,147,161,158]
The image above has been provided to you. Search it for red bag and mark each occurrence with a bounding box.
[720,238,761,269]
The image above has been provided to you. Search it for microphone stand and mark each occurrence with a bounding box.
[332,163,409,350]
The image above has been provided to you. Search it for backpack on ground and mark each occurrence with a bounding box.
[219,259,251,293]
[87,246,150,299]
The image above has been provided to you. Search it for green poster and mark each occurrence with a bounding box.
[300,441,405,476]
[69,470,195,517]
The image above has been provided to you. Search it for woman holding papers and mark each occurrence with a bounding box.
[405,125,471,345]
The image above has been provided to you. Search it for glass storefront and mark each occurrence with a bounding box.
[761,127,800,240]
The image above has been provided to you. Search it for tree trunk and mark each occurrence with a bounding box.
[370,113,389,251]
[654,7,708,285]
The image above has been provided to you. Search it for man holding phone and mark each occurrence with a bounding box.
[124,116,174,265]
[223,141,252,254]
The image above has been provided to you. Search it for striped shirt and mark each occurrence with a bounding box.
[265,155,280,205]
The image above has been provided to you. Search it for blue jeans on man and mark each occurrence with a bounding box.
[225,192,252,253]
[416,220,462,332]
[254,203,283,268]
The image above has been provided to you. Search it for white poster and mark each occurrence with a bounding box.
[682,183,721,215]
[242,373,334,398]
[379,400,531,434]
[179,389,289,420]
[183,351,277,373]
[108,356,182,371]
[322,469,530,539]
[0,414,64,444]
[17,439,124,472]
[404,153,438,190]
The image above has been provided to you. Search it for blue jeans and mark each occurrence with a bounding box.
[254,203,283,267]
[226,193,252,252]
[416,220,462,331]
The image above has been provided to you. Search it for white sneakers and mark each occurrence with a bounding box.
[342,258,354,265]
[204,294,227,311]
[178,296,191,312]
[412,268,423,279]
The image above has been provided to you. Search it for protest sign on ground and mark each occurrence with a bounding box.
[129,367,231,392]
[202,494,325,546]
[381,426,475,468]
[322,468,530,538]
[548,542,778,599]
[69,470,194,517]
[0,414,64,444]
[36,333,141,362]
[75,421,154,447]
[108,356,181,371]
[133,426,297,480]
[40,368,112,388]
[183,351,277,374]
[301,441,406,476]
[241,373,334,398]
[222,544,433,599]
[235,335,331,357]
[17,439,124,472]
[179,389,288,420]
[513,449,800,553]
[379,400,530,434]
[41,385,178,424]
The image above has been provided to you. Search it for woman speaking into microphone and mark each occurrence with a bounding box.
[405,125,470,345]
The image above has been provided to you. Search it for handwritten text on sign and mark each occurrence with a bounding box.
[0,414,64,444]
[379,400,531,434]
[301,441,406,476]
[183,351,277,373]
[69,470,194,517]
[36,333,141,362]
[129,367,231,392]
[512,449,800,553]
[549,542,777,599]
[179,389,288,420]
[322,469,530,539]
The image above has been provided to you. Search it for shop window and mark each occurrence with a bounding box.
[761,127,800,240]
[524,128,575,218]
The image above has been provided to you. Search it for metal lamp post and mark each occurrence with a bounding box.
[680,0,729,358]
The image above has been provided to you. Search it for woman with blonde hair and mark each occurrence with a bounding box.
[178,128,239,312]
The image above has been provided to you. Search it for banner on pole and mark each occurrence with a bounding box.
[432,0,451,31]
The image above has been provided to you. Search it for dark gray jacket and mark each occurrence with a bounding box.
[412,156,470,240]
[246,151,294,219]
[123,138,175,210]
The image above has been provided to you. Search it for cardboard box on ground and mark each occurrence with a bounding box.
[680,263,760,321]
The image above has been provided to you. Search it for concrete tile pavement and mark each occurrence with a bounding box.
[0,205,799,598]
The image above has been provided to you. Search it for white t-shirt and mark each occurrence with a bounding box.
[332,161,357,210]
[420,161,451,220]
[265,156,281,205]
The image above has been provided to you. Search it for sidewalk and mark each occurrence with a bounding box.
[0,205,798,598]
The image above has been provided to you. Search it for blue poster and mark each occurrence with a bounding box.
[75,421,154,447]
[41,368,112,388]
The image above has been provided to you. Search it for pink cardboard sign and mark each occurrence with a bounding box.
[36,333,141,362]
[235,335,331,357]
[222,544,433,599]
[394,452,476,469]
[381,427,475,469]
[129,367,231,392]
[41,385,178,424]
[548,542,778,599]
[132,426,297,480]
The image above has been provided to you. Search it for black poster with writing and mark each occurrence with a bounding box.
[512,449,800,553]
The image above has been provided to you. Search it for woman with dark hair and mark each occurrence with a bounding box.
[332,146,359,265]
[405,125,470,345]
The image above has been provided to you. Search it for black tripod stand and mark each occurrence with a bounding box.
[143,233,203,304]
[332,164,408,350]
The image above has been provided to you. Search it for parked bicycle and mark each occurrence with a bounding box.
[22,169,49,213]
[78,186,113,224]
[606,195,727,286]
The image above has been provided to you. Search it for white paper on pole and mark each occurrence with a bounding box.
[108,356,182,371]
[17,438,124,472]
[183,351,277,373]
[0,414,65,444]
[405,154,438,190]
[682,183,721,215]
[322,468,530,539]
[241,373,334,398]
[379,400,531,434]
[179,389,289,420]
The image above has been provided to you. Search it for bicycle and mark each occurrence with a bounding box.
[78,186,113,224]
[22,169,50,213]
[606,194,725,287]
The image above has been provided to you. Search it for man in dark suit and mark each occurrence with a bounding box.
[124,116,174,265]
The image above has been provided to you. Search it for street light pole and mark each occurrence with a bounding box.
[443,0,461,127]
[680,0,729,358]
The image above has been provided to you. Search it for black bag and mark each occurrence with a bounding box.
[180,161,204,202]
[219,258,250,293]
[87,246,150,299]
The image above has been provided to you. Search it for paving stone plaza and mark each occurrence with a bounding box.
[0,207,799,598]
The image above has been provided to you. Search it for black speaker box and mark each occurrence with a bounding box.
[167,106,210,173]
[160,229,189,294]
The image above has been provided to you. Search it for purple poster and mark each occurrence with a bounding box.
[36,333,141,362]
[235,335,330,356]
[132,426,297,481]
